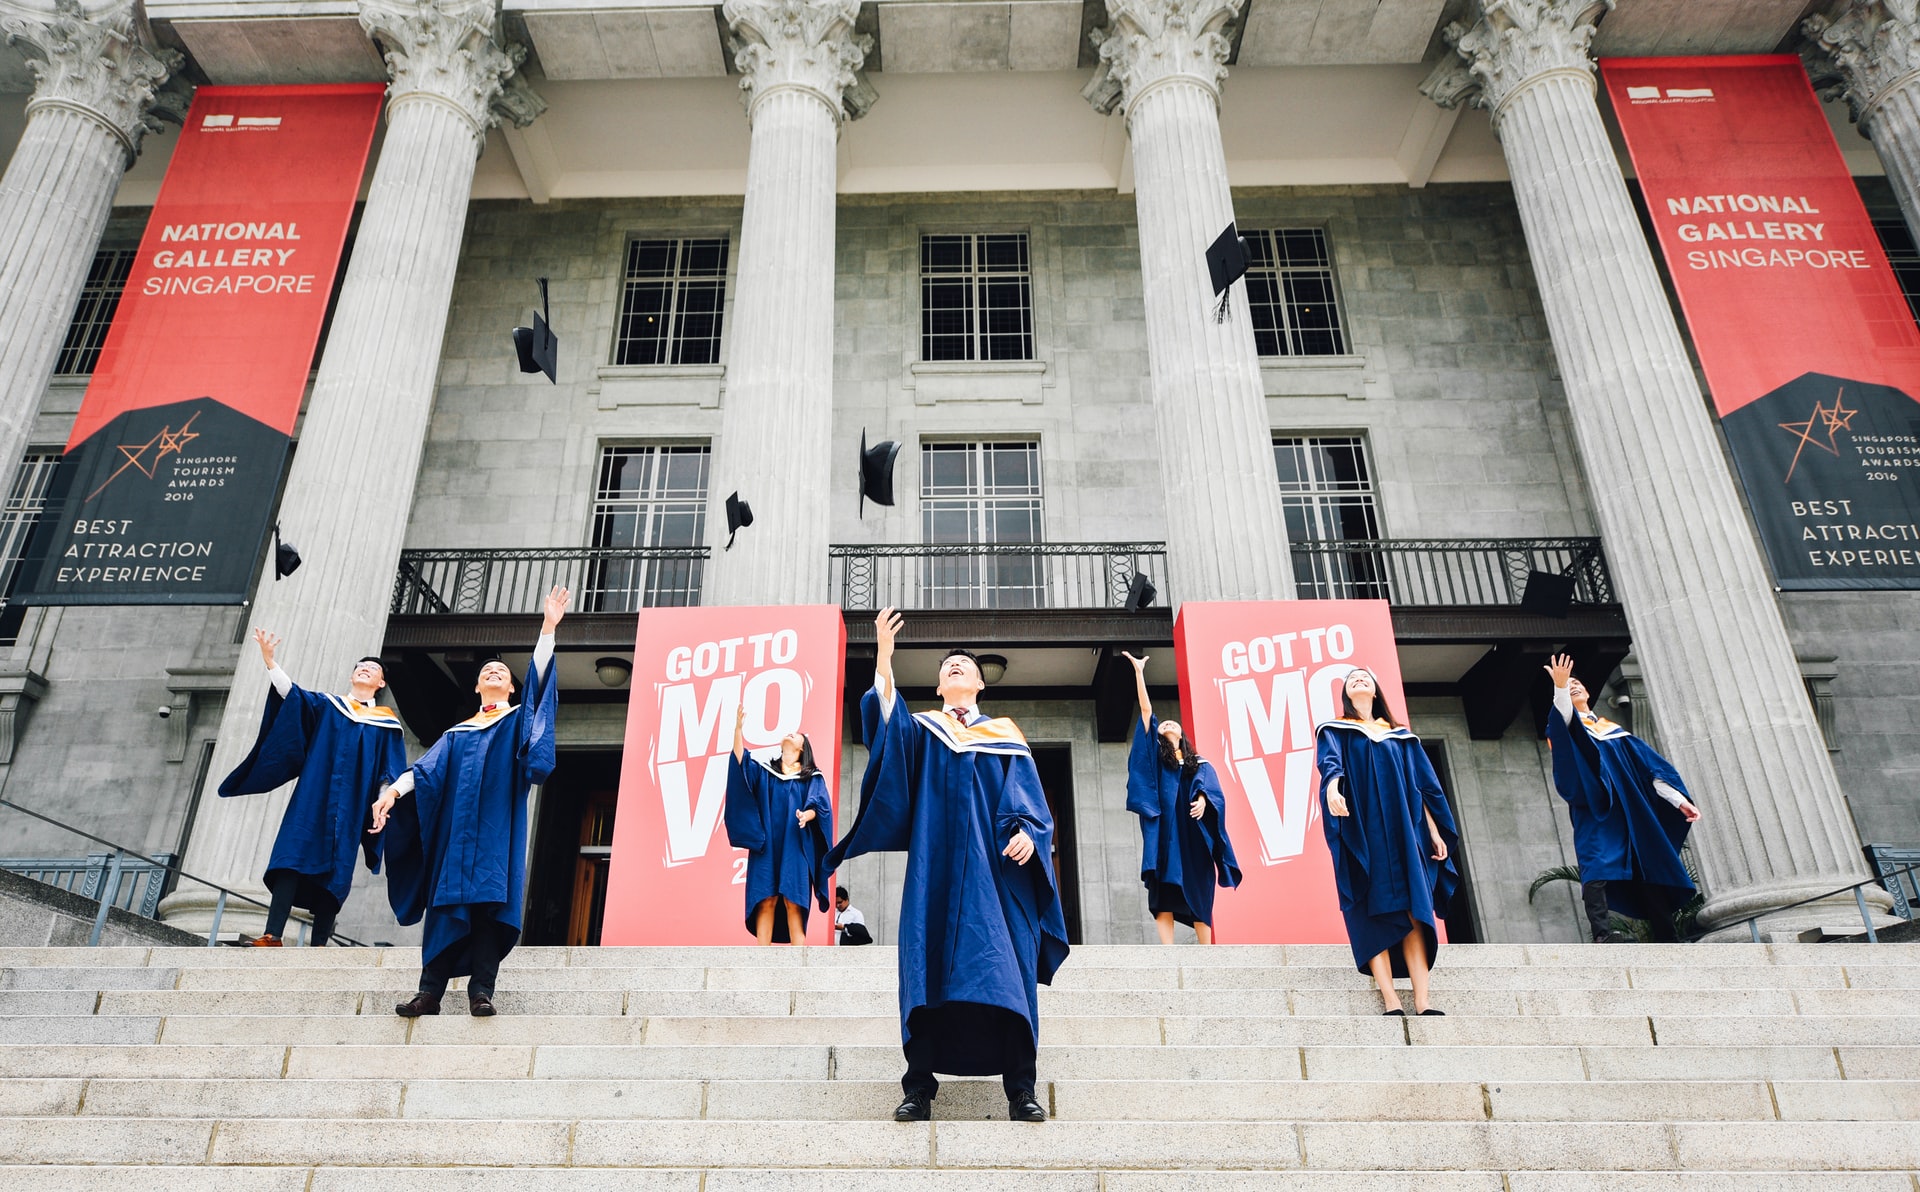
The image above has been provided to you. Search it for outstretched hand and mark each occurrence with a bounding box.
[1544,653,1575,688]
[1678,801,1702,823]
[253,629,281,670]
[542,586,572,633]
[1121,650,1148,672]
[1003,830,1035,865]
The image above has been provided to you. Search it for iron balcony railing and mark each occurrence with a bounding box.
[392,546,710,615]
[830,542,1170,611]
[1286,537,1614,606]
[0,851,176,919]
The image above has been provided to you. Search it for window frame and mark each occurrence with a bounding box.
[0,450,62,643]
[1243,226,1350,359]
[54,246,139,377]
[583,441,713,610]
[917,437,1045,609]
[1272,432,1386,600]
[610,235,733,368]
[918,231,1037,364]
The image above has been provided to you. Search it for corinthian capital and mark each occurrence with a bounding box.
[359,0,547,144]
[1422,0,1612,125]
[724,0,875,124]
[1805,1,1920,133]
[1082,0,1240,117]
[2,0,177,163]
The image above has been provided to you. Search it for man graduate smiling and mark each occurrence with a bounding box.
[371,586,568,1017]
[825,607,1070,1124]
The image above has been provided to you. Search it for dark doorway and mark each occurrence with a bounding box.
[1421,740,1481,944]
[524,750,622,946]
[1030,744,1083,944]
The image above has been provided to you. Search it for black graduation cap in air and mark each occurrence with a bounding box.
[1206,223,1252,324]
[512,277,558,384]
[1520,569,1576,619]
[273,522,301,581]
[724,491,754,551]
[858,429,901,518]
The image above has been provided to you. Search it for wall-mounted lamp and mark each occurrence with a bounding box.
[977,654,1008,685]
[595,656,633,688]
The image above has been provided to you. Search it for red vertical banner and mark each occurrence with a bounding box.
[16,84,383,605]
[1602,56,1920,590]
[1174,600,1416,944]
[602,605,846,945]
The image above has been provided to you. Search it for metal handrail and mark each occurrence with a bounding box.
[1689,860,1920,944]
[392,545,710,615]
[1286,536,1615,606]
[0,797,370,947]
[828,541,1170,611]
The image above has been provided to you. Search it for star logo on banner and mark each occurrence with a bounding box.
[1778,388,1856,484]
[87,410,203,501]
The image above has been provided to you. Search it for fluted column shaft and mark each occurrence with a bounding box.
[0,0,170,486]
[1807,1,1920,246]
[1863,87,1920,236]
[1434,0,1879,931]
[703,0,870,606]
[1086,0,1295,605]
[164,0,541,933]
[703,87,841,605]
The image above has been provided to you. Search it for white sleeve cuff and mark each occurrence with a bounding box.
[532,632,556,676]
[1552,684,1573,724]
[267,664,293,699]
[1652,779,1687,808]
[388,771,414,797]
[873,675,895,722]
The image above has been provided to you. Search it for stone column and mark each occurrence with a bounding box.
[161,0,544,936]
[1426,0,1888,935]
[1083,0,1295,606]
[1806,2,1920,245]
[0,0,171,481]
[701,0,872,607]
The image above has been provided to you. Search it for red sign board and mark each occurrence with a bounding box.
[1601,56,1920,589]
[601,604,846,945]
[1174,599,1414,944]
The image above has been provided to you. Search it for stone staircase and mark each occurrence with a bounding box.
[2,941,1919,1188]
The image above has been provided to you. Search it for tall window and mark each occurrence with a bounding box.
[1274,434,1383,598]
[613,238,729,366]
[586,444,709,609]
[0,452,61,643]
[54,248,137,376]
[1245,228,1347,357]
[1874,218,1920,327]
[920,440,1042,608]
[921,233,1034,362]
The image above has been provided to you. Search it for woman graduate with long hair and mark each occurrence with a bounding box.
[1120,650,1240,943]
[726,704,834,945]
[1315,667,1459,1016]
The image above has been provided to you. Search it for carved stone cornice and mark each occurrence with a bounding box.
[1422,0,1613,128]
[1,0,176,164]
[724,0,874,125]
[1082,0,1240,119]
[358,0,546,144]
[1805,1,1920,134]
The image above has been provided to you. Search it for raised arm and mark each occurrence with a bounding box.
[1544,652,1575,723]
[534,586,570,676]
[1121,650,1151,730]
[872,606,903,717]
[253,629,292,698]
[733,703,746,762]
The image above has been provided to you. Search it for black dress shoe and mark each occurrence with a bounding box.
[395,993,441,1018]
[469,994,497,1017]
[893,1092,932,1122]
[1382,1008,1405,1016]
[1008,1092,1047,1122]
[1418,1008,1446,1016]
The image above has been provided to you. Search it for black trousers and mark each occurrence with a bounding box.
[418,909,507,999]
[1584,880,1680,942]
[264,873,336,946]
[901,1012,1037,1100]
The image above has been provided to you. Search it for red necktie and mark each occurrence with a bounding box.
[949,707,968,726]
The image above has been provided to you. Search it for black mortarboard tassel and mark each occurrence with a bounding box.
[858,429,901,518]
[1206,223,1252,324]
[273,523,301,580]
[724,491,753,551]
[512,277,559,384]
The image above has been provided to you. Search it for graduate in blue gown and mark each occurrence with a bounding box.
[1543,653,1701,943]
[218,630,407,947]
[726,704,834,945]
[1119,650,1240,944]
[371,586,567,1017]
[825,607,1069,1124]
[1315,667,1458,1016]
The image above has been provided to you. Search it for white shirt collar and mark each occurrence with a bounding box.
[944,704,979,722]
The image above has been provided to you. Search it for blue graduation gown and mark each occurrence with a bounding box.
[1547,705,1695,920]
[1315,718,1459,976]
[218,683,407,915]
[825,689,1071,1075]
[724,753,834,942]
[1125,716,1241,927]
[383,654,557,973]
